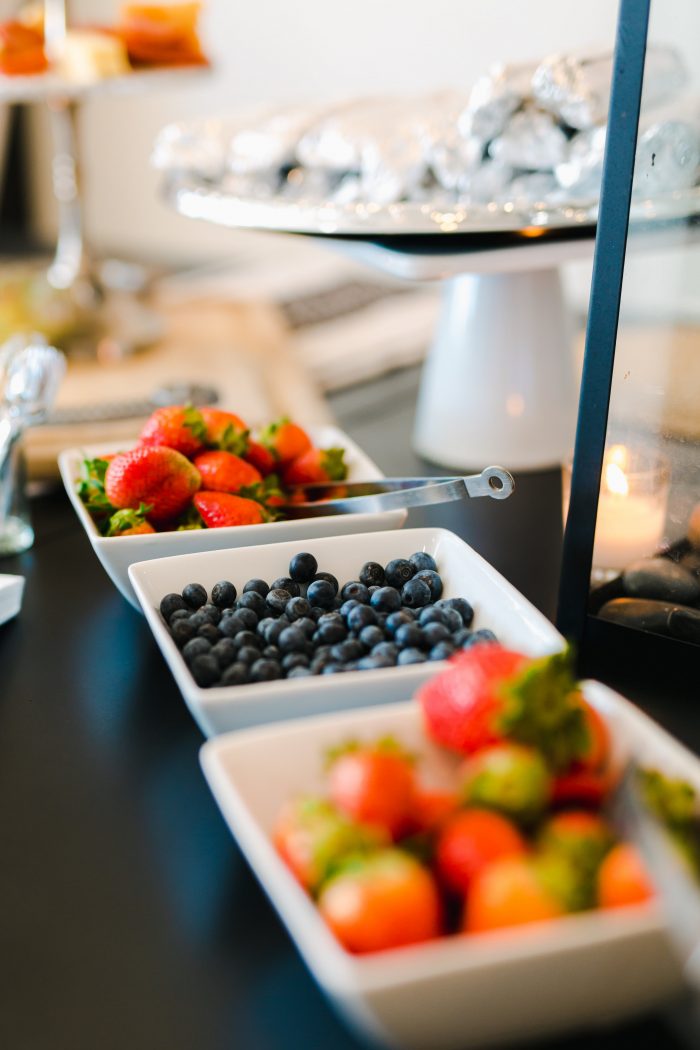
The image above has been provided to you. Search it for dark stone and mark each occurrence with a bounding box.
[622,558,700,605]
[668,606,700,643]
[598,597,700,642]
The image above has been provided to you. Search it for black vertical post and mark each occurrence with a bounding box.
[557,0,651,644]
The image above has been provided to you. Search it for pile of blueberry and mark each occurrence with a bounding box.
[158,551,497,688]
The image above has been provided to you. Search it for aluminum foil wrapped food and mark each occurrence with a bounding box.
[533,46,688,130]
[459,61,535,142]
[489,108,569,170]
[634,120,700,196]
[152,117,230,181]
[227,107,319,175]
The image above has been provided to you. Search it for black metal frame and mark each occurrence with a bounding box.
[557,0,666,681]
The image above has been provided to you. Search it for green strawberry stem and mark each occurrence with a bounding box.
[106,503,153,536]
[497,647,589,772]
[77,456,115,521]
[324,735,415,770]
[321,447,348,481]
[182,404,207,443]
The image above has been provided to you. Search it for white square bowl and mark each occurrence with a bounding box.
[58,424,406,608]
[128,526,563,737]
[200,682,690,1050]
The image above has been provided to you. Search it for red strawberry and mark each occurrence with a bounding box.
[436,808,527,896]
[326,738,417,840]
[260,417,312,465]
[283,446,348,486]
[244,439,277,476]
[200,407,248,453]
[417,646,588,771]
[193,490,268,528]
[192,450,262,494]
[140,405,206,457]
[105,446,200,524]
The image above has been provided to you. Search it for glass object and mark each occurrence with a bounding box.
[0,438,33,556]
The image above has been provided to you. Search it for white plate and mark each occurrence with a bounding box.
[200,682,689,1050]
[59,425,405,608]
[128,526,563,737]
[0,574,24,625]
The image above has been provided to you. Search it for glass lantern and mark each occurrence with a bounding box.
[558,0,700,687]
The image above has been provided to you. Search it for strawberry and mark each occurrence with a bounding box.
[539,810,615,909]
[436,808,527,896]
[459,742,553,824]
[105,503,156,536]
[193,490,268,528]
[243,439,277,476]
[105,446,201,524]
[200,407,248,453]
[326,737,417,840]
[192,450,262,494]
[260,417,312,465]
[464,855,566,933]
[283,446,348,486]
[139,405,207,457]
[417,645,588,771]
[597,844,654,909]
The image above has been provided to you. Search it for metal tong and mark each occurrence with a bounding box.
[278,466,514,517]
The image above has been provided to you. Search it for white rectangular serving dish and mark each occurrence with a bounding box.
[0,574,24,625]
[200,682,690,1050]
[58,424,405,608]
[129,526,563,737]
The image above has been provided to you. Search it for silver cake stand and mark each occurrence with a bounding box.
[0,0,207,359]
[163,172,698,470]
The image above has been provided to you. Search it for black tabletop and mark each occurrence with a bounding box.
[1,368,697,1050]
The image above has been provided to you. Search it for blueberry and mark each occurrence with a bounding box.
[401,578,432,609]
[311,607,325,622]
[232,630,261,651]
[394,623,425,650]
[188,610,208,629]
[307,579,336,609]
[322,663,346,675]
[182,582,208,609]
[190,653,220,687]
[418,606,445,627]
[330,639,364,663]
[211,580,237,609]
[211,638,238,669]
[243,578,269,598]
[372,641,398,664]
[262,645,281,662]
[295,616,317,637]
[282,652,309,672]
[454,628,474,647]
[182,636,211,662]
[385,610,413,636]
[340,599,360,620]
[368,585,380,596]
[287,666,312,678]
[441,608,464,634]
[398,647,427,665]
[237,591,268,619]
[340,581,370,604]
[357,654,394,670]
[313,571,339,595]
[160,593,187,621]
[170,619,196,647]
[249,658,282,682]
[384,558,415,589]
[423,622,450,648]
[359,624,384,649]
[359,561,385,588]
[221,662,249,686]
[463,628,498,647]
[168,608,190,625]
[315,620,347,645]
[221,608,258,635]
[370,587,402,614]
[289,552,318,583]
[271,576,301,598]
[257,616,276,638]
[375,612,389,630]
[267,588,293,615]
[199,603,222,625]
[237,645,261,665]
[347,604,377,633]
[286,596,312,621]
[413,570,443,603]
[263,620,288,646]
[409,551,438,573]
[437,597,474,628]
[278,626,307,653]
[197,623,221,644]
[430,641,456,661]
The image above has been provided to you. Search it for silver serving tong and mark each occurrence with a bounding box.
[614,763,700,991]
[278,466,514,517]
[0,334,66,471]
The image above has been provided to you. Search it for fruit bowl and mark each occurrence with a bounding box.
[127,527,563,736]
[58,425,405,607]
[199,681,689,1050]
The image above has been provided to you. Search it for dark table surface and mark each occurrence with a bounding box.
[1,368,698,1050]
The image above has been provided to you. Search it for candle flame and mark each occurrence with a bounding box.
[605,462,629,497]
